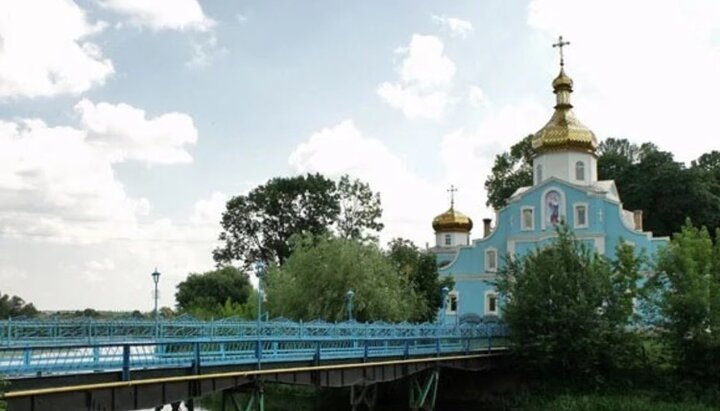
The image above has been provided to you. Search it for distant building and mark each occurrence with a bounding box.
[429,55,668,324]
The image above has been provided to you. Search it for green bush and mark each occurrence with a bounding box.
[494,224,644,378]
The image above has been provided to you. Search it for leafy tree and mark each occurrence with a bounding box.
[494,225,643,377]
[159,306,175,319]
[175,266,253,314]
[387,238,454,322]
[265,234,422,322]
[213,173,383,268]
[484,135,534,210]
[0,292,38,318]
[649,221,720,379]
[336,175,384,240]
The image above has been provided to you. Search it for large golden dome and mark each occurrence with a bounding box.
[532,68,597,155]
[432,207,473,233]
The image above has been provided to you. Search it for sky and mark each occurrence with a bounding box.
[1,0,719,311]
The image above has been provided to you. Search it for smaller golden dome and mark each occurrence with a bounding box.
[552,68,573,89]
[432,207,473,233]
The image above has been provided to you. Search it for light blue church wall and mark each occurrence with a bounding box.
[434,178,668,323]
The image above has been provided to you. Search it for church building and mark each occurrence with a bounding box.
[429,42,668,324]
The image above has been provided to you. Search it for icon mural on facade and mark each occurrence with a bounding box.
[545,190,561,226]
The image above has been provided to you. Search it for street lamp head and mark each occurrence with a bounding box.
[346,290,354,299]
[254,261,266,279]
[151,268,161,284]
[441,286,449,297]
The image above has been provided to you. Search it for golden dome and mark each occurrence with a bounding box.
[551,69,574,89]
[432,207,473,233]
[532,68,597,155]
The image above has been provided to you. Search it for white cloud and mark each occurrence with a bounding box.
[75,99,198,164]
[289,120,444,245]
[440,101,548,215]
[190,192,228,225]
[0,98,226,309]
[377,34,456,120]
[468,85,490,108]
[186,33,229,70]
[101,0,214,31]
[527,0,720,163]
[0,0,114,98]
[432,15,474,39]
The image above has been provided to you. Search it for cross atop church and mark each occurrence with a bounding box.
[552,35,570,67]
[447,185,458,209]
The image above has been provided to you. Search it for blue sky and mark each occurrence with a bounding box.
[1,0,719,310]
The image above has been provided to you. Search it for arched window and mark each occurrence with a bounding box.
[536,164,543,183]
[575,161,585,181]
[444,234,452,246]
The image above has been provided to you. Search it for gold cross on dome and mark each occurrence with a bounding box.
[552,35,571,67]
[447,185,458,208]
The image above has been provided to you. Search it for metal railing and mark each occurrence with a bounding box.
[0,317,505,347]
[0,318,508,377]
[0,335,507,378]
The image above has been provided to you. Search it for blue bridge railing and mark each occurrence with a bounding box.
[0,316,505,346]
[0,317,508,377]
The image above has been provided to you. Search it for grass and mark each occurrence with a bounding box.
[520,392,719,411]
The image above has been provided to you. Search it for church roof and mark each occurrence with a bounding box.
[508,178,619,204]
[432,207,473,233]
[531,66,597,155]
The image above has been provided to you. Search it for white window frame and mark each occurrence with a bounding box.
[444,234,452,246]
[484,291,498,315]
[485,247,498,272]
[447,291,459,314]
[521,206,535,231]
[574,203,589,229]
[576,161,585,181]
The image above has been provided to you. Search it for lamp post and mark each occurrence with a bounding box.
[255,261,266,330]
[440,286,449,325]
[151,268,161,337]
[345,290,355,322]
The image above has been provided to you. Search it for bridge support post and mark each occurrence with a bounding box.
[221,381,265,411]
[350,381,377,411]
[408,368,439,411]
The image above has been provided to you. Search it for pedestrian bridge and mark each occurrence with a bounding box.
[0,317,509,411]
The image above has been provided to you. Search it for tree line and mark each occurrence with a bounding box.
[175,173,451,324]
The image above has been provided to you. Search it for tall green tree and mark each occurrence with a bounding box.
[336,175,384,240]
[213,173,383,268]
[0,292,38,318]
[264,234,422,322]
[387,238,454,322]
[494,225,643,377]
[649,221,720,379]
[175,266,253,315]
[484,135,534,210]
